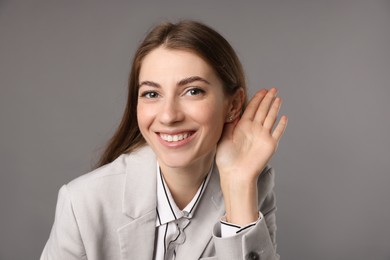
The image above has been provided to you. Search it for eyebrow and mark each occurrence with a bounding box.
[138,76,211,89]
[177,76,210,86]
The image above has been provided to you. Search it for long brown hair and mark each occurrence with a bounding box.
[96,20,247,168]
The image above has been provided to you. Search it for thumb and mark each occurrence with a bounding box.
[220,118,239,142]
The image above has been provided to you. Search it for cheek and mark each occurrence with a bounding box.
[136,104,153,132]
[196,101,227,131]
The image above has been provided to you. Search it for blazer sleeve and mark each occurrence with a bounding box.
[40,185,87,260]
[211,167,280,260]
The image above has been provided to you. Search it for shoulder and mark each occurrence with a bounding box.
[64,145,155,201]
[66,153,127,193]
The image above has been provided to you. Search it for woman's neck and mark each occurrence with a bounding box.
[158,153,214,210]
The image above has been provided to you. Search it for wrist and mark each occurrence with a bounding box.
[221,177,259,226]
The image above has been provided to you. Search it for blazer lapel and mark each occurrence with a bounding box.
[117,146,158,260]
[117,211,156,260]
[175,166,225,260]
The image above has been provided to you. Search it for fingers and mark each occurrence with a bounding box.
[241,89,267,121]
[254,88,278,124]
[263,96,282,130]
[240,87,287,142]
[259,89,287,141]
[272,115,288,141]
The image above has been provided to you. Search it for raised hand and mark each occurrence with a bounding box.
[216,88,288,225]
[217,88,287,179]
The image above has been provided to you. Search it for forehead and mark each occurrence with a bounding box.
[139,47,219,83]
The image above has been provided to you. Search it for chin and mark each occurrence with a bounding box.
[157,155,194,169]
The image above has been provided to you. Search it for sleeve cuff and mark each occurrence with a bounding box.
[220,211,263,238]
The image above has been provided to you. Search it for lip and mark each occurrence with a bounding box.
[155,130,196,148]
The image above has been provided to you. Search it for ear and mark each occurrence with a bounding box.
[225,87,245,122]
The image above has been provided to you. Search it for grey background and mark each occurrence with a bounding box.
[1,0,389,259]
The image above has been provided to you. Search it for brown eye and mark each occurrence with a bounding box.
[186,88,205,96]
[140,91,159,98]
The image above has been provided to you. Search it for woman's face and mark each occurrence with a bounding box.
[137,47,231,170]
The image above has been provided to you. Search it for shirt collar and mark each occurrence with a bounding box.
[155,163,212,227]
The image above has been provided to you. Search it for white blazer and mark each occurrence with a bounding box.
[41,146,279,260]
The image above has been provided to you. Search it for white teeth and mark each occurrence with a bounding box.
[160,133,190,142]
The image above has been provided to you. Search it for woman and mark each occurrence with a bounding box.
[41,20,287,260]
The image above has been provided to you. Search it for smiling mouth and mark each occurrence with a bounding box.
[159,132,194,142]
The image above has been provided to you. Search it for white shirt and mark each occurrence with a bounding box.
[154,163,261,260]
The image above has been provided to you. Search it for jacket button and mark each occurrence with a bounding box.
[246,252,260,260]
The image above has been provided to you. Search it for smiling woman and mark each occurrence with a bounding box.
[138,48,230,178]
[40,20,287,260]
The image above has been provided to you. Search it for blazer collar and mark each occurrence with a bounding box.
[118,146,158,260]
[122,145,157,219]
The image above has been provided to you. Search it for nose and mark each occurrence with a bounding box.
[158,98,184,125]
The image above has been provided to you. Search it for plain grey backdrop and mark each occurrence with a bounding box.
[1,0,389,259]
